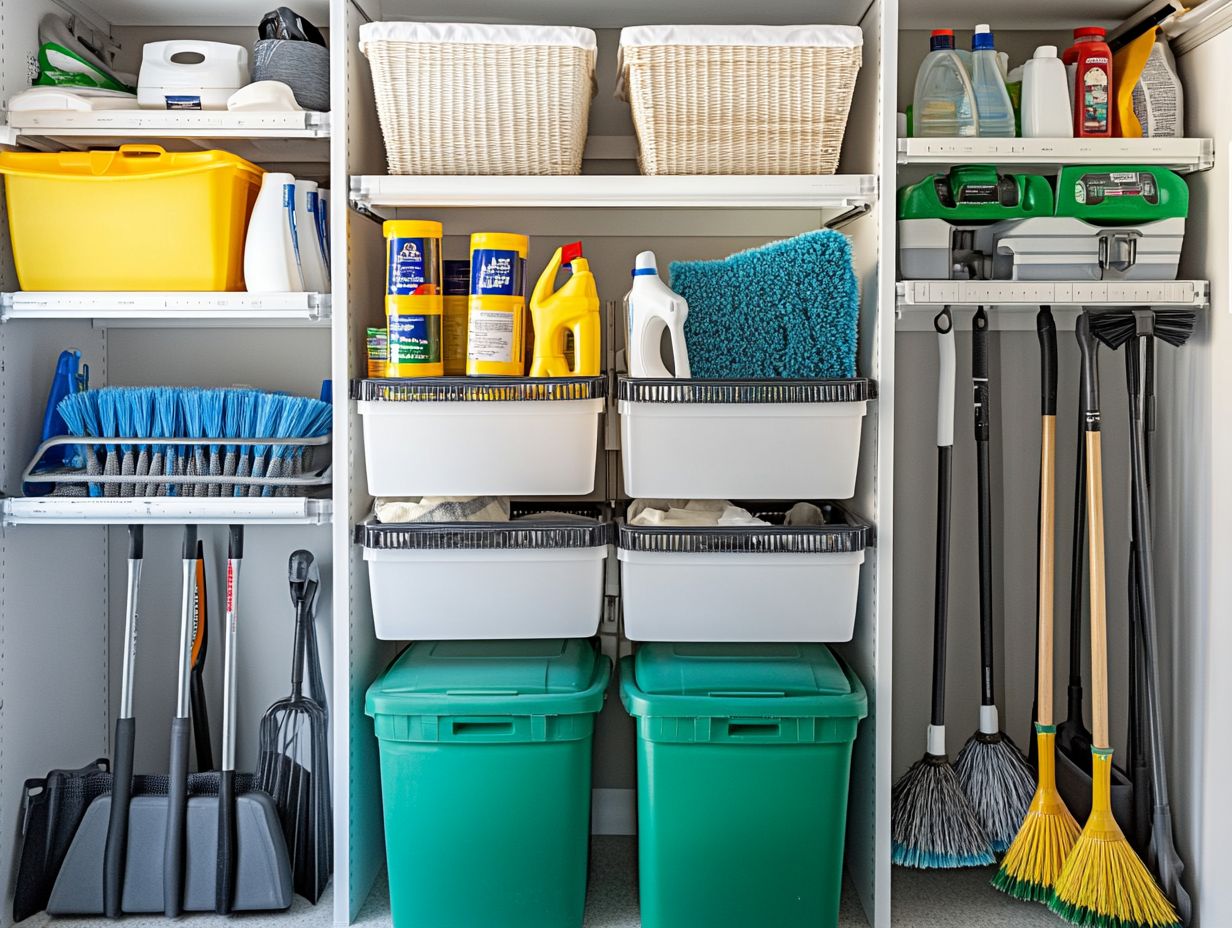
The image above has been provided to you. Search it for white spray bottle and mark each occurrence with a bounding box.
[626,251,690,379]
[293,178,328,293]
[244,171,303,292]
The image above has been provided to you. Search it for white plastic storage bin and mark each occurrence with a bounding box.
[619,503,871,642]
[359,506,613,640]
[356,378,605,496]
[618,378,872,500]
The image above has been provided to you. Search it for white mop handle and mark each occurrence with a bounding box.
[937,323,956,448]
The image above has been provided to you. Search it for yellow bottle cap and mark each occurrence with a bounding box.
[470,232,529,255]
[383,219,443,239]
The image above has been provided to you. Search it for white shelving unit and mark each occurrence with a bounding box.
[1,496,333,525]
[897,136,1216,173]
[0,291,332,326]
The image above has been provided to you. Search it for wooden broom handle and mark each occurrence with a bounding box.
[1086,430,1110,750]
[1038,414,1056,725]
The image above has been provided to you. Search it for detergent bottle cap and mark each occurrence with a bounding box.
[929,29,955,51]
[561,241,584,266]
[1033,45,1059,59]
[972,24,995,51]
[633,250,659,276]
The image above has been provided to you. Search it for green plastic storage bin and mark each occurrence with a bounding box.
[620,643,868,928]
[366,639,611,928]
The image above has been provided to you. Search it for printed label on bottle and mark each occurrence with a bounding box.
[388,238,438,296]
[470,249,525,296]
[1081,63,1110,134]
[366,327,388,377]
[164,95,202,110]
[388,313,441,364]
[1074,171,1158,206]
[443,297,468,366]
[467,310,516,362]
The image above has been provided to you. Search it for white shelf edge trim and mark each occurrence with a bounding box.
[0,126,19,148]
[0,291,331,326]
[350,174,880,210]
[4,110,331,139]
[1,496,333,526]
[896,279,1210,308]
[896,137,1215,173]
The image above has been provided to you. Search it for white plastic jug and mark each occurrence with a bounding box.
[137,41,249,110]
[1022,46,1073,138]
[294,179,329,293]
[970,25,1015,137]
[626,251,690,379]
[244,173,303,293]
[913,30,978,138]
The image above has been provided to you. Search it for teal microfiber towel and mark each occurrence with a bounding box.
[670,230,859,379]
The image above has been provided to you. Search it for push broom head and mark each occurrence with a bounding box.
[892,736,995,869]
[1049,750,1179,928]
[956,719,1036,853]
[993,726,1080,902]
[1090,309,1195,351]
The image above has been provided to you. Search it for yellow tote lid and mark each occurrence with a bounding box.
[470,232,529,254]
[384,220,443,238]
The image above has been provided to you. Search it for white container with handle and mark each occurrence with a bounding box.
[244,173,303,293]
[137,41,249,110]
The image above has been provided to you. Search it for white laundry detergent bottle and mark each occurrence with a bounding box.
[244,172,303,292]
[294,178,328,292]
[625,250,690,379]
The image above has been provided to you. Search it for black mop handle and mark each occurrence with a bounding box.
[973,307,995,707]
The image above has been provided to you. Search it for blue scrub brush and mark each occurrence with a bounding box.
[669,229,859,379]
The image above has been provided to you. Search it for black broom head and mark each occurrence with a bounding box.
[1090,308,1196,350]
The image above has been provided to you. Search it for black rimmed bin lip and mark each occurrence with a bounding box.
[617,502,873,555]
[616,376,875,404]
[355,503,614,550]
[352,376,607,402]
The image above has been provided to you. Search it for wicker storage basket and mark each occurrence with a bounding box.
[359,22,596,175]
[618,25,863,176]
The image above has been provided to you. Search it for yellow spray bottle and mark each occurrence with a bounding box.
[529,242,601,378]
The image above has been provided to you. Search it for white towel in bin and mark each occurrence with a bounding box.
[375,496,510,524]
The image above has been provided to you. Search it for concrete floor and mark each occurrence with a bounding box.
[20,837,1059,927]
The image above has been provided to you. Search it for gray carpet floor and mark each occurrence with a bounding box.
[19,837,1060,927]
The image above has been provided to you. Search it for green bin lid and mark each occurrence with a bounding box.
[622,643,867,722]
[366,639,610,719]
[634,643,851,696]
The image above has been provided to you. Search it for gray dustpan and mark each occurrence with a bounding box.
[48,776,291,914]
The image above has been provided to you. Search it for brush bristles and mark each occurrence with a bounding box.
[993,795,1080,901]
[956,732,1036,853]
[1090,310,1195,350]
[892,754,995,869]
[1049,829,1180,928]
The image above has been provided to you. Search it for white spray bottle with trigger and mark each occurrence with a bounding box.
[625,250,690,379]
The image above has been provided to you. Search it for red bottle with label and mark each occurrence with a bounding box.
[1063,27,1114,137]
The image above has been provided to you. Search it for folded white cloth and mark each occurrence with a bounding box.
[628,499,769,527]
[784,502,826,526]
[375,496,510,524]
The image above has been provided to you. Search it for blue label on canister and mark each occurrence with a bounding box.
[388,312,441,364]
[388,238,429,295]
[470,249,524,297]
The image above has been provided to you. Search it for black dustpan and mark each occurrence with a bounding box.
[1055,744,1136,840]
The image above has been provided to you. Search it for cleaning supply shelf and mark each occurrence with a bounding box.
[0,292,331,326]
[0,496,332,526]
[895,279,1209,330]
[897,137,1215,174]
[5,111,331,164]
[350,174,878,213]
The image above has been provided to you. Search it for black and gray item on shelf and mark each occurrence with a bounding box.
[254,8,328,111]
[954,306,1035,853]
[257,549,332,903]
[12,759,111,922]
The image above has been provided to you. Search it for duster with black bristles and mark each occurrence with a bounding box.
[993,307,1079,902]
[892,308,995,870]
[956,307,1036,852]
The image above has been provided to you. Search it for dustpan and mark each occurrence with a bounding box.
[1055,739,1137,844]
[47,772,291,914]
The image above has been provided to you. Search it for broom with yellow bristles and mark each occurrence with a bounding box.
[993,307,1079,902]
[1048,314,1178,928]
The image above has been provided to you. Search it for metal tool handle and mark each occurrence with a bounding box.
[972,307,996,712]
[929,308,956,737]
[972,306,990,442]
[103,715,134,918]
[216,525,242,915]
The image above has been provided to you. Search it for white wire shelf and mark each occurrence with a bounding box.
[896,137,1215,174]
[5,110,331,163]
[1,496,333,526]
[0,291,331,327]
[350,174,879,213]
[896,279,1209,331]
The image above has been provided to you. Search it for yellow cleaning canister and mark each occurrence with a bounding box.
[384,219,443,378]
[443,260,469,376]
[467,232,529,377]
